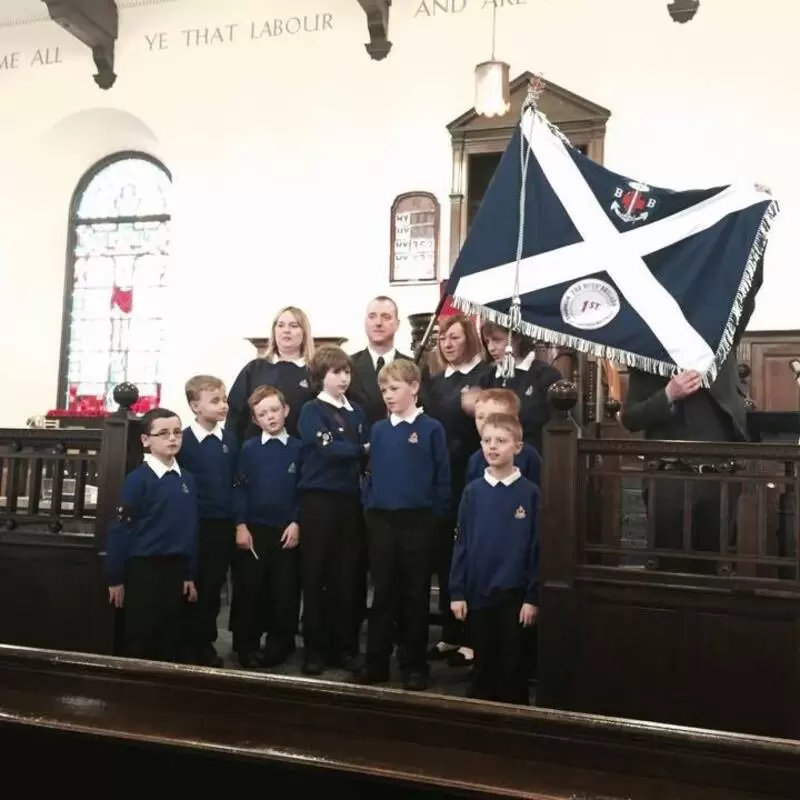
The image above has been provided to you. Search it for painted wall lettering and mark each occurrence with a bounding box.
[30,48,62,66]
[415,0,525,17]
[0,51,20,70]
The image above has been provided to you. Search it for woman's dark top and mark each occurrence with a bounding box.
[480,356,562,452]
[421,358,491,510]
[227,358,314,444]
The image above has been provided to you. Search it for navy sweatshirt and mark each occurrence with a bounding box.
[298,398,368,496]
[465,442,541,488]
[234,432,302,528]
[105,459,199,585]
[227,358,314,443]
[363,412,451,515]
[420,359,492,507]
[450,472,540,609]
[177,423,238,520]
[479,359,562,452]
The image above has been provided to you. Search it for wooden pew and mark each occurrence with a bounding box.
[1,645,798,798]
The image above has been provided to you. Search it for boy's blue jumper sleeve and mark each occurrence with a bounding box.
[298,403,364,460]
[233,445,249,525]
[104,472,145,586]
[524,488,541,605]
[186,474,199,581]
[449,487,471,602]
[432,423,452,516]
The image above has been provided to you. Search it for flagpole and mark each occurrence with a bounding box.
[594,358,604,438]
[413,294,448,364]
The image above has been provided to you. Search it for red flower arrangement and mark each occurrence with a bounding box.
[47,385,161,418]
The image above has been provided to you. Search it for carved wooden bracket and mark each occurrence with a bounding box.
[42,0,118,89]
[356,0,392,61]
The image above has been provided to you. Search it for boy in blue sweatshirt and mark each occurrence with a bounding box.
[232,385,301,669]
[357,359,450,691]
[297,345,369,676]
[176,374,237,667]
[453,388,542,671]
[105,407,199,663]
[450,412,539,705]
[465,388,541,487]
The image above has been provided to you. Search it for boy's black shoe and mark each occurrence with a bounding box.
[302,653,324,676]
[330,651,363,672]
[237,651,264,669]
[353,664,390,685]
[197,644,223,668]
[260,641,293,668]
[402,671,428,692]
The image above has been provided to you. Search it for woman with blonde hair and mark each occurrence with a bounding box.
[227,306,315,443]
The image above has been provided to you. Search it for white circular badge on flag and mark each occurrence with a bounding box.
[560,279,620,330]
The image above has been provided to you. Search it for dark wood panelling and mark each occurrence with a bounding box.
[0,538,113,653]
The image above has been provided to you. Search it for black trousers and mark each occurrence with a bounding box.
[230,524,300,655]
[299,490,362,659]
[123,555,186,663]
[468,590,529,705]
[365,509,435,673]
[182,518,233,652]
[647,466,741,574]
[433,514,462,645]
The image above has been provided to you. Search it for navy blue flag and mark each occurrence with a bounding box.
[447,109,779,382]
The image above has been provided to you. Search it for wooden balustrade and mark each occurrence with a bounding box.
[0,384,142,654]
[538,380,800,739]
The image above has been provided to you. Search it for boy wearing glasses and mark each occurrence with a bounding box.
[105,408,199,663]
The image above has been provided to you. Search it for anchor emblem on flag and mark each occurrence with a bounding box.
[611,181,657,224]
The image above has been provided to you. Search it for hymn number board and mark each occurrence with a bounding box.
[390,192,440,284]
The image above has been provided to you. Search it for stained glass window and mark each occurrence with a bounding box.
[60,154,171,412]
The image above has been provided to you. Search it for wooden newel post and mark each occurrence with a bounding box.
[537,379,581,710]
[94,383,143,555]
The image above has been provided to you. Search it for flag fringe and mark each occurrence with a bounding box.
[710,197,779,383]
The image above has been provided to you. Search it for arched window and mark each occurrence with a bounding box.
[58,153,171,412]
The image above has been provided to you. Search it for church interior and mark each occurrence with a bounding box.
[2,0,800,796]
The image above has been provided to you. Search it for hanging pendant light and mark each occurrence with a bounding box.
[474,2,510,117]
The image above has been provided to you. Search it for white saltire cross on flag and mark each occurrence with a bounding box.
[454,109,772,373]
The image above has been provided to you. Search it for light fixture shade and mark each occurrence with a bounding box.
[474,60,511,117]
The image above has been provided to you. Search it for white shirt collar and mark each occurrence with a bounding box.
[483,467,521,487]
[444,355,483,378]
[272,354,306,367]
[389,406,423,426]
[261,430,289,445]
[144,453,181,478]
[495,350,536,377]
[190,421,224,443]
[368,347,395,369]
[318,391,353,411]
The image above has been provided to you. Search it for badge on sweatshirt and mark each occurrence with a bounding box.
[222,443,230,454]
[460,385,471,394]
[299,379,309,388]
[288,462,296,473]
[408,431,418,444]
[181,482,190,494]
[525,385,533,396]
[317,431,332,446]
[514,505,527,520]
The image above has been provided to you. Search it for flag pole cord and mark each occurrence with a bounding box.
[499,75,545,383]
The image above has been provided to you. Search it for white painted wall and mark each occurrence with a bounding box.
[0,0,796,424]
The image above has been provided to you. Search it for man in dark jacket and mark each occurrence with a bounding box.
[348,296,413,426]
[621,355,746,574]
